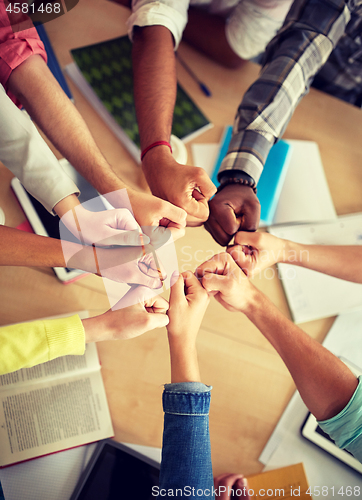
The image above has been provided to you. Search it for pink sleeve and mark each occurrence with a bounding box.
[0,1,47,107]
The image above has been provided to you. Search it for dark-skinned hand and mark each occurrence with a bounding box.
[204,184,260,246]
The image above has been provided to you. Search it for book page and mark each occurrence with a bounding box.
[0,370,113,466]
[0,343,100,390]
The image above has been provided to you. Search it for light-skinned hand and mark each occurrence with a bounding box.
[60,203,148,246]
[205,184,260,246]
[167,271,210,341]
[214,473,250,499]
[64,237,166,289]
[128,190,188,240]
[196,252,259,314]
[227,231,286,277]
[142,149,217,222]
[82,287,169,343]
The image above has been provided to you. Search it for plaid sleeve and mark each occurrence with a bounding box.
[219,0,351,183]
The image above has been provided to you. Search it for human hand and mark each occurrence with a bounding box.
[214,474,250,499]
[66,244,164,288]
[196,252,259,314]
[59,202,147,246]
[105,188,187,241]
[82,287,169,343]
[167,271,210,341]
[167,271,210,382]
[128,190,187,240]
[205,184,260,246]
[227,231,286,277]
[142,149,216,222]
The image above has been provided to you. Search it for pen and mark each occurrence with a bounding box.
[176,52,212,97]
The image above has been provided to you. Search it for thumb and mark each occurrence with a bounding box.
[145,312,170,330]
[227,245,254,275]
[96,229,150,247]
[202,273,231,295]
[138,274,163,289]
[234,231,259,247]
[170,274,186,306]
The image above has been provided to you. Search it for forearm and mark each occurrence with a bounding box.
[7,55,128,196]
[246,292,358,421]
[0,225,99,274]
[168,336,201,383]
[132,25,176,151]
[0,226,67,267]
[282,241,362,283]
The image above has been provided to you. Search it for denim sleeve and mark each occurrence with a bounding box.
[159,383,215,499]
[318,377,362,462]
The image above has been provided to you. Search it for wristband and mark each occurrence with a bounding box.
[217,177,257,194]
[141,141,172,161]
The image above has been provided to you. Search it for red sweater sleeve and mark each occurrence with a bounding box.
[0,0,47,106]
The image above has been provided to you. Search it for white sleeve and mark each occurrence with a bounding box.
[226,0,293,60]
[0,85,79,214]
[127,0,189,49]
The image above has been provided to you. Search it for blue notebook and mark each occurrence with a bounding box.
[36,24,73,101]
[212,126,292,225]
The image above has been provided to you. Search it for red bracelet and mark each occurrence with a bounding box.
[140,141,172,161]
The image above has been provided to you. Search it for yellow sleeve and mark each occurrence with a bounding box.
[0,315,85,375]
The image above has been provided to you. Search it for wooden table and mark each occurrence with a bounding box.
[1,0,362,477]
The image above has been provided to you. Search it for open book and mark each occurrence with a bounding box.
[0,343,113,467]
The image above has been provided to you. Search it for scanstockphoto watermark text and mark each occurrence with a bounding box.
[152,485,311,497]
[180,245,310,279]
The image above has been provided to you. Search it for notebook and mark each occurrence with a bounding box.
[65,36,213,163]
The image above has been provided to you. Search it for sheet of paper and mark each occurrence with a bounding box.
[191,143,219,178]
[269,213,362,323]
[273,140,337,224]
[259,309,362,489]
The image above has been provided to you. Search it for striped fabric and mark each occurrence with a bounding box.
[219,0,359,184]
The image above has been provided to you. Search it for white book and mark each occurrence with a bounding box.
[0,337,113,467]
[269,213,362,323]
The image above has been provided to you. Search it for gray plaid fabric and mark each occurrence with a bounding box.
[219,0,361,184]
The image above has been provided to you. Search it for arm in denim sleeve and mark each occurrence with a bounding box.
[318,376,362,462]
[159,383,215,498]
[218,0,351,184]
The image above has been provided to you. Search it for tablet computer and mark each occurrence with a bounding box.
[69,439,160,500]
[301,358,362,474]
[11,160,107,283]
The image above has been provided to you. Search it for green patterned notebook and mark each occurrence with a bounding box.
[65,36,212,162]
